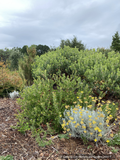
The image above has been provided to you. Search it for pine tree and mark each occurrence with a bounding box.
[110,31,120,52]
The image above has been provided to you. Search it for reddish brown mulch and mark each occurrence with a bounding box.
[0,97,120,160]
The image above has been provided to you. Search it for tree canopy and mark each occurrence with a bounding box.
[59,36,85,51]
[110,31,120,52]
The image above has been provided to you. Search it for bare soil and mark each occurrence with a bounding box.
[0,97,120,160]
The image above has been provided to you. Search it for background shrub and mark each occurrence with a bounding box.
[18,45,36,86]
[0,61,25,97]
[7,48,24,71]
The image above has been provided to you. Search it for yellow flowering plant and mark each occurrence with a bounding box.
[59,103,118,144]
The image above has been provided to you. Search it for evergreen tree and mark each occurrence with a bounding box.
[18,45,36,86]
[60,36,85,51]
[110,31,120,52]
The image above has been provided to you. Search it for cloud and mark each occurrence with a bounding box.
[0,0,120,49]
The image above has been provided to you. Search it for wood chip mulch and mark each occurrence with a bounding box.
[0,97,120,160]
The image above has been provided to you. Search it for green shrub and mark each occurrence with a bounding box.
[0,61,25,97]
[32,46,81,81]
[84,51,120,98]
[0,155,14,160]
[18,45,36,86]
[8,48,24,71]
[12,72,93,146]
[32,46,120,99]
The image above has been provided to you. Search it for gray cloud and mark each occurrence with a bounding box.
[0,0,120,49]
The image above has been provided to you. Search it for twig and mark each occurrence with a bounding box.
[46,150,55,160]
[11,136,27,153]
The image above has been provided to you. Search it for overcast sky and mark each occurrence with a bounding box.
[0,0,120,50]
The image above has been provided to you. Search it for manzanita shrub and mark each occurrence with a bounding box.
[0,61,25,97]
[12,72,93,146]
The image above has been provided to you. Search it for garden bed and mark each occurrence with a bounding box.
[0,97,120,160]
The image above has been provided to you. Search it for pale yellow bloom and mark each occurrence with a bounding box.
[82,125,86,129]
[97,103,101,106]
[110,134,114,137]
[65,105,70,109]
[73,111,77,114]
[99,108,102,111]
[92,120,96,124]
[73,121,76,123]
[69,116,74,120]
[61,124,66,128]
[106,140,110,143]
[73,108,78,111]
[73,101,77,104]
[107,100,111,104]
[88,115,92,118]
[94,127,97,131]
[85,101,88,103]
[100,114,104,118]
[98,129,102,132]
[79,106,82,109]
[98,133,102,137]
[80,121,84,124]
[94,139,97,142]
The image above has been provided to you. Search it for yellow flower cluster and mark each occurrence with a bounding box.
[60,90,119,144]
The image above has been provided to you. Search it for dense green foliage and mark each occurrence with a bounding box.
[7,48,24,71]
[18,45,36,86]
[0,155,14,160]
[60,36,85,51]
[12,73,92,146]
[36,44,50,56]
[32,46,120,99]
[0,48,11,63]
[32,46,82,81]
[0,61,25,97]
[110,31,120,52]
[96,47,112,58]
